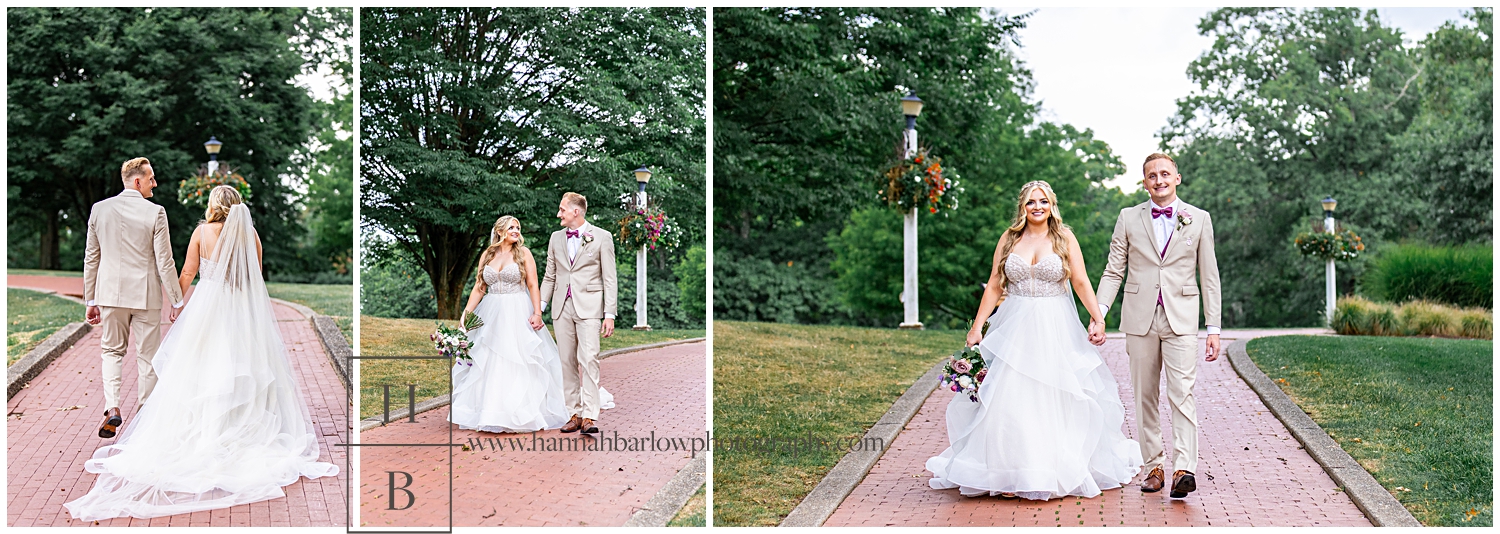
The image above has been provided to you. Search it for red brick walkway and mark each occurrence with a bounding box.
[6,275,348,527]
[826,330,1371,527]
[356,341,706,528]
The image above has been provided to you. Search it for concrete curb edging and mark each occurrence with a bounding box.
[779,361,946,527]
[8,322,92,399]
[356,337,706,432]
[312,315,351,390]
[267,297,350,390]
[1227,339,1422,527]
[269,297,317,319]
[624,455,707,527]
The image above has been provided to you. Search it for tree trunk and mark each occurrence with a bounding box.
[423,225,482,320]
[40,209,60,270]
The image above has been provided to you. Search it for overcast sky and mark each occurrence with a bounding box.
[996,6,1475,191]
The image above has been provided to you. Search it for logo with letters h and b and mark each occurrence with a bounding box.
[342,352,456,533]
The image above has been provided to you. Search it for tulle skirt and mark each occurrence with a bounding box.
[64,278,339,521]
[926,294,1141,500]
[449,292,613,433]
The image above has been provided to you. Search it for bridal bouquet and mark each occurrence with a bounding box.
[942,346,988,403]
[432,315,481,367]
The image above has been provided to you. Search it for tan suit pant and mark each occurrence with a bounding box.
[1125,305,1199,473]
[98,306,162,410]
[555,298,602,420]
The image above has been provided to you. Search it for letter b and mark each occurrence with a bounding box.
[387,471,415,510]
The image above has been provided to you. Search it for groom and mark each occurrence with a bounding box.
[540,192,618,435]
[1095,153,1222,499]
[82,157,185,439]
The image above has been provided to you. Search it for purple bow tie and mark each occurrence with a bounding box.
[566,229,581,239]
[1152,207,1174,219]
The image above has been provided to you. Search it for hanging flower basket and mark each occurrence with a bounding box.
[178,165,252,209]
[877,146,961,215]
[1294,229,1364,261]
[617,204,681,252]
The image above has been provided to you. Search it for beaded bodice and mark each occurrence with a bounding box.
[484,263,526,295]
[1004,253,1068,298]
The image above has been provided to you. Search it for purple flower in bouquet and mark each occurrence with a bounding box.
[975,368,987,383]
[952,358,972,374]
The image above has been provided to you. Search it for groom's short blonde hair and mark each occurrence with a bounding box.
[121,157,152,187]
[562,192,588,213]
[1143,153,1177,174]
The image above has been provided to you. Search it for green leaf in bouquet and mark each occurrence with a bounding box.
[462,310,485,331]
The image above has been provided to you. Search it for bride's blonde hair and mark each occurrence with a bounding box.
[995,180,1072,291]
[475,215,528,290]
[203,185,243,223]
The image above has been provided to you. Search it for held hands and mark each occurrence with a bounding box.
[1205,334,1221,362]
[528,312,545,331]
[602,318,615,338]
[86,306,101,326]
[168,306,181,323]
[1087,320,1106,346]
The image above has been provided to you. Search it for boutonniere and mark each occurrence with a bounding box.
[581,232,595,245]
[1176,211,1193,232]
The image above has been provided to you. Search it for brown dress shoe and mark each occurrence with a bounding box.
[98,407,122,439]
[560,414,583,433]
[1140,466,1165,493]
[579,418,599,434]
[1170,470,1196,498]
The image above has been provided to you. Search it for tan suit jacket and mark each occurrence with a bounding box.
[540,222,618,320]
[83,189,183,310]
[1096,200,1222,336]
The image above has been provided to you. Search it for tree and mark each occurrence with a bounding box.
[361,7,706,319]
[8,8,321,274]
[714,7,1136,326]
[1389,9,1492,244]
[299,7,356,274]
[1161,8,1491,326]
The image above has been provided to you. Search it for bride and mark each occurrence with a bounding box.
[65,186,338,521]
[926,180,1141,500]
[449,215,612,433]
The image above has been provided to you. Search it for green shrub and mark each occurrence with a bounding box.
[361,260,440,319]
[1332,296,1489,339]
[1364,244,1492,308]
[712,249,848,324]
[674,245,706,321]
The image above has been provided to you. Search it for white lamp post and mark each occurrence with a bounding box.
[899,92,924,329]
[1322,196,1338,326]
[204,136,223,175]
[633,166,652,331]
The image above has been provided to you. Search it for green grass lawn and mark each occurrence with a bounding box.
[668,485,706,527]
[8,288,84,365]
[357,315,702,420]
[7,268,83,277]
[5,269,350,340]
[712,321,966,526]
[265,282,352,340]
[1247,335,1492,526]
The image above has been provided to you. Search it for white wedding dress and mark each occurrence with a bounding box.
[65,205,338,521]
[448,263,613,433]
[926,253,1141,500]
